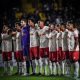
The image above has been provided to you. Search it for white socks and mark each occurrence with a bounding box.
[39,58,49,75]
[65,60,71,76]
[53,62,57,75]
[19,62,22,74]
[74,61,79,78]
[39,58,43,74]
[49,61,53,75]
[44,58,48,75]
[8,60,13,74]
[56,62,61,75]
[61,61,65,75]
[32,60,36,73]
[22,61,27,75]
[35,59,39,73]
[3,61,8,73]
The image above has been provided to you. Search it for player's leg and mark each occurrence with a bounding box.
[73,51,79,78]
[61,51,66,75]
[15,51,22,75]
[44,48,49,76]
[65,51,69,75]
[22,59,27,76]
[53,62,57,76]
[65,51,72,76]
[18,61,22,75]
[30,47,36,75]
[49,60,53,75]
[7,52,13,75]
[32,59,36,75]
[2,52,8,75]
[39,48,44,75]
[33,47,39,74]
[18,51,23,75]
[74,61,79,78]
[56,48,61,76]
[61,60,65,75]
[44,57,48,75]
[56,61,61,76]
[49,53,53,75]
[39,57,43,74]
[22,48,29,76]
[35,58,39,74]
[15,51,19,74]
[26,47,30,75]
[52,52,57,76]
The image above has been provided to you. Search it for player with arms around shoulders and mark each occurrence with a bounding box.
[1,24,13,75]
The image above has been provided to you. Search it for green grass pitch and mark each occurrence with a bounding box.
[0,66,79,80]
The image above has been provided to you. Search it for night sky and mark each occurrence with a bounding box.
[0,0,80,16]
[0,0,80,27]
[0,0,21,15]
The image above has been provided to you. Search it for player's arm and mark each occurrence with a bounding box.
[74,31,79,50]
[36,29,41,36]
[1,33,11,40]
[46,32,54,39]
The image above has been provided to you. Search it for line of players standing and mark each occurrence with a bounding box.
[1,18,80,79]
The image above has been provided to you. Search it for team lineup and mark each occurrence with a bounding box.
[1,18,80,79]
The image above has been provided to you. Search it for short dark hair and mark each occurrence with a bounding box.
[38,19,45,25]
[15,22,21,26]
[28,17,35,24]
[69,22,76,28]
[61,23,66,28]
[21,19,27,23]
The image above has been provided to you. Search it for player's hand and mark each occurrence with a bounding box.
[12,32,16,36]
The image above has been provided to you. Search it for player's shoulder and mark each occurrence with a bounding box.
[74,29,79,34]
[23,25,30,30]
[73,29,79,37]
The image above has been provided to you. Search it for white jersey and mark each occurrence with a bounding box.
[61,31,68,51]
[47,30,57,52]
[37,26,49,48]
[73,29,79,51]
[1,33,12,52]
[56,31,62,50]
[67,31,74,51]
[30,27,39,47]
[15,31,22,51]
[67,29,79,51]
[1,33,7,52]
